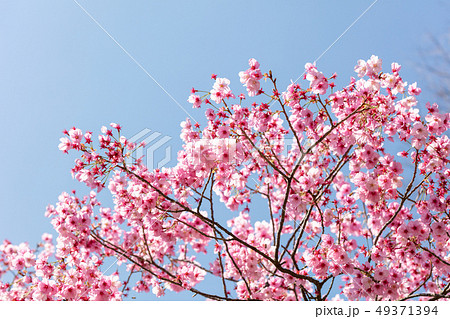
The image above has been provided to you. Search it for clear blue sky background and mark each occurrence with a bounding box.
[0,0,448,300]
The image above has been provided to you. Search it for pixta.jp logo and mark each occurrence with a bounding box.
[126,128,172,170]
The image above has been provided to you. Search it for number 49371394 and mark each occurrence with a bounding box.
[376,305,438,316]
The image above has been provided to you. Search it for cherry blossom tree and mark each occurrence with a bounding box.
[1,56,449,301]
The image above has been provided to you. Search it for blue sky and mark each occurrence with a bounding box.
[0,0,448,300]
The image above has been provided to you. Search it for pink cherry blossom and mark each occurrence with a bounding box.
[187,94,202,108]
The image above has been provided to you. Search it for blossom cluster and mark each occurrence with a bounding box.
[0,194,122,300]
[239,58,263,97]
